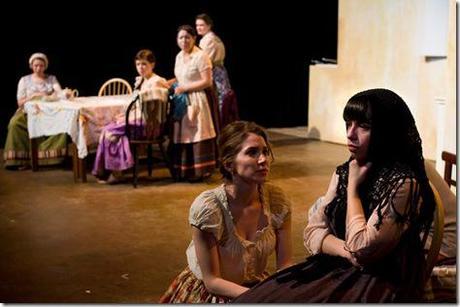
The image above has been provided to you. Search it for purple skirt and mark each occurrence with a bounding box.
[92,122,144,177]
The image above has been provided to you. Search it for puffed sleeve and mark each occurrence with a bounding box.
[17,76,27,101]
[196,50,212,73]
[345,178,415,265]
[154,76,168,88]
[49,75,63,93]
[199,35,218,63]
[266,184,292,229]
[303,196,331,255]
[189,189,224,241]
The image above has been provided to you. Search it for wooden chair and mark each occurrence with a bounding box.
[125,89,173,187]
[98,78,133,96]
[441,151,456,187]
[424,182,445,280]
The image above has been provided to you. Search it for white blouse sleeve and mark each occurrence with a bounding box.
[303,173,338,255]
[189,190,224,241]
[17,76,27,101]
[50,75,63,93]
[200,35,218,63]
[303,196,331,255]
[345,179,415,265]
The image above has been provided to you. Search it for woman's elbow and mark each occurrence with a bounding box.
[204,79,213,89]
[303,227,326,255]
[202,276,219,294]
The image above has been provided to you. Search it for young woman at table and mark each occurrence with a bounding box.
[4,52,71,170]
[92,49,168,184]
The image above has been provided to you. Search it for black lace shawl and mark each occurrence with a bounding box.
[324,160,420,240]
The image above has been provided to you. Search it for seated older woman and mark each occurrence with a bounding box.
[4,52,70,170]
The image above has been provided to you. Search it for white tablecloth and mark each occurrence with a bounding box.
[24,95,133,158]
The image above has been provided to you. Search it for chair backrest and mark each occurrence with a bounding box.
[125,89,169,142]
[98,78,133,96]
[424,182,445,280]
[441,151,456,187]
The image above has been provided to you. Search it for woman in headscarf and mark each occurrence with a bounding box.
[233,88,436,303]
[168,25,217,182]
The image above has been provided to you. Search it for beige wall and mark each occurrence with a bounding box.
[440,0,457,175]
[308,0,456,167]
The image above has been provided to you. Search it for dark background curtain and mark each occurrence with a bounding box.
[1,0,338,145]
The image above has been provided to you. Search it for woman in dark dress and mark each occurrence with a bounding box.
[233,88,436,303]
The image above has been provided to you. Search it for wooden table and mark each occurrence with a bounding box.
[25,95,133,182]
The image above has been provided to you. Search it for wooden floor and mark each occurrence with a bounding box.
[0,128,349,303]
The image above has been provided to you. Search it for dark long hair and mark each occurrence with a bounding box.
[328,88,435,239]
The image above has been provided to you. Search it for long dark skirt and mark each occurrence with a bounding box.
[212,66,239,129]
[170,138,216,181]
[232,254,405,303]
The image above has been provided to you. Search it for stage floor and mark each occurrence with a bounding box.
[0,128,349,303]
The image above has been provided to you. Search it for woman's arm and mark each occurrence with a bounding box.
[192,226,249,298]
[51,76,63,94]
[321,235,359,266]
[346,159,371,226]
[345,160,414,265]
[17,92,49,107]
[275,213,293,270]
[154,78,169,89]
[200,35,218,63]
[16,78,48,107]
[174,68,212,95]
[304,172,337,254]
[303,172,360,265]
[166,78,177,88]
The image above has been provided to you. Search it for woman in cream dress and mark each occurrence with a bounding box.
[168,25,217,181]
[160,121,292,303]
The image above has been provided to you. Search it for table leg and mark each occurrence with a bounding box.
[71,143,79,182]
[30,138,39,171]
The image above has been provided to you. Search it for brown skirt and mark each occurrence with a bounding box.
[159,267,229,303]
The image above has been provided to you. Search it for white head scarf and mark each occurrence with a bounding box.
[29,52,49,69]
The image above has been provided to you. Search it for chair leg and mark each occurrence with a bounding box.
[159,141,175,180]
[147,144,153,177]
[80,157,87,183]
[444,161,453,188]
[132,146,138,188]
